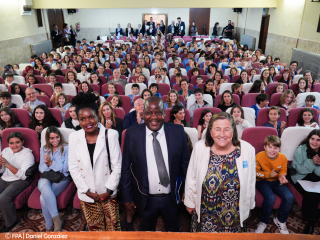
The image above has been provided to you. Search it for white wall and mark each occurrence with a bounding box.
[209,8,239,34]
[0,0,46,41]
[69,8,189,30]
[245,8,263,31]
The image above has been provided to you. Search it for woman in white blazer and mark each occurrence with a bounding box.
[184,112,256,233]
[68,92,122,231]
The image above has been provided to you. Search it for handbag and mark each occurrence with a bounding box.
[42,169,64,183]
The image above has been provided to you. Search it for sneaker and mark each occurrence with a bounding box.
[255,222,267,233]
[273,217,289,234]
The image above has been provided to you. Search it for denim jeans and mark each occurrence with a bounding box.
[38,177,71,229]
[256,180,293,224]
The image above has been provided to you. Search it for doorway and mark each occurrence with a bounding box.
[142,14,167,27]
[258,15,270,53]
[47,9,65,47]
[189,8,210,36]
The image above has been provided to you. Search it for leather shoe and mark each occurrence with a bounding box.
[0,221,18,233]
[303,224,314,235]
[125,221,133,231]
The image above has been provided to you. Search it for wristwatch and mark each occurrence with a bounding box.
[107,189,114,195]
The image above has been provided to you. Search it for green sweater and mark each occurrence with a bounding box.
[291,144,320,183]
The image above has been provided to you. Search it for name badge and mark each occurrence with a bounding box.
[243,160,248,169]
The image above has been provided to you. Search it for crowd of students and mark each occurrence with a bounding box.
[0,22,319,235]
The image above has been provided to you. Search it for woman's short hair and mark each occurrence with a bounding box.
[169,104,185,122]
[7,131,24,143]
[205,112,240,147]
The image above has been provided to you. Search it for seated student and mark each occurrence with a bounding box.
[103,83,118,99]
[197,109,213,140]
[99,102,123,141]
[217,55,229,73]
[4,73,17,88]
[141,89,153,101]
[303,95,320,115]
[277,89,296,116]
[189,88,213,121]
[296,108,320,129]
[248,68,258,82]
[65,71,81,87]
[54,92,71,121]
[50,82,64,102]
[249,80,265,93]
[251,93,270,118]
[79,81,92,94]
[230,104,252,139]
[228,67,238,83]
[255,135,293,234]
[238,57,249,71]
[217,90,237,112]
[0,132,35,232]
[178,79,194,105]
[262,106,286,137]
[29,105,60,140]
[110,95,123,110]
[0,107,22,136]
[38,126,70,232]
[61,105,80,130]
[203,79,216,105]
[88,72,103,88]
[293,77,310,96]
[232,83,245,100]
[194,75,203,89]
[168,104,190,127]
[47,73,58,90]
[274,83,285,94]
[0,92,17,109]
[47,53,56,67]
[278,69,292,87]
[258,60,267,72]
[236,70,251,85]
[149,83,161,98]
[289,129,320,235]
[172,73,183,87]
[123,98,145,130]
[128,83,140,107]
[164,89,184,109]
[11,83,26,101]
[213,71,225,90]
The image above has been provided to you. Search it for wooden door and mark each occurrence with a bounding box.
[258,15,270,53]
[47,9,65,44]
[189,8,210,36]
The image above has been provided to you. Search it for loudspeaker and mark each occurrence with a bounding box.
[233,8,242,13]
[67,9,76,14]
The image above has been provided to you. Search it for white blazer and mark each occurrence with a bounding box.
[68,124,122,203]
[184,139,256,227]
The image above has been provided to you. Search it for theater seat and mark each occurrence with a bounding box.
[256,107,287,127]
[172,83,194,92]
[157,83,170,96]
[241,93,259,108]
[29,128,76,210]
[34,75,46,84]
[33,84,53,97]
[49,108,63,126]
[2,128,40,209]
[11,95,24,108]
[192,107,221,128]
[287,107,318,127]
[124,83,147,96]
[73,192,81,209]
[164,108,191,126]
[8,84,27,94]
[106,95,132,114]
[114,108,126,120]
[214,94,240,108]
[219,83,233,95]
[269,93,282,107]
[101,83,124,96]
[184,127,198,147]
[62,83,77,96]
[11,109,30,127]
[56,76,66,84]
[226,107,256,127]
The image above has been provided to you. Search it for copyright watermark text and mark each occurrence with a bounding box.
[4,233,68,239]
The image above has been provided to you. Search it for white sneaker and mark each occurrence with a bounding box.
[273,217,289,234]
[255,222,267,233]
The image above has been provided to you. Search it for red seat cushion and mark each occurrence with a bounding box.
[255,188,282,209]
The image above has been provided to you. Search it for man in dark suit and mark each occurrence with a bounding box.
[123,98,145,129]
[121,96,190,231]
[135,24,143,37]
[177,17,185,37]
[51,24,63,48]
[148,17,156,29]
[115,24,123,37]
[167,21,176,36]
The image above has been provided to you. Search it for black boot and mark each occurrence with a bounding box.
[0,221,18,233]
[126,221,133,231]
[303,224,314,235]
